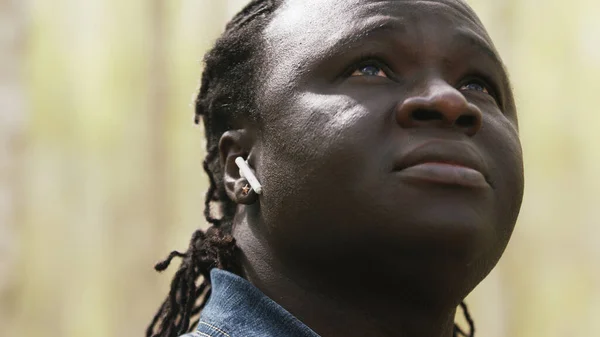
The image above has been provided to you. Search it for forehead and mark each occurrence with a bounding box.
[264,0,493,60]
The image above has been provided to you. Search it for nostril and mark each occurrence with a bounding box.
[412,109,443,121]
[456,115,477,127]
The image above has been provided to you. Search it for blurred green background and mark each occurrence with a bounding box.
[2,0,599,336]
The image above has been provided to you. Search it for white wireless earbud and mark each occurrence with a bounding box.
[235,157,262,194]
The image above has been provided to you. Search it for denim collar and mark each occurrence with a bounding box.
[186,269,320,337]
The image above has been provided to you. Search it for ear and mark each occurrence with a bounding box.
[219,129,259,205]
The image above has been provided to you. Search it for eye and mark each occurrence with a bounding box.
[351,64,388,78]
[460,81,490,94]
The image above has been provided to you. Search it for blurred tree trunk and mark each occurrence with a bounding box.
[0,0,29,336]
[149,0,168,237]
[121,1,170,335]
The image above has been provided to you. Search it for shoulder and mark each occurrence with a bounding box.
[179,320,233,337]
[179,332,203,337]
[179,332,214,337]
[184,269,320,337]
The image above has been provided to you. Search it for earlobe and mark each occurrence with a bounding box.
[232,178,259,204]
[235,157,262,194]
[219,130,259,205]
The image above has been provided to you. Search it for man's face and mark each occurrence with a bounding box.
[247,0,523,294]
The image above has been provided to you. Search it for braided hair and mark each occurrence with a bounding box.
[146,1,476,336]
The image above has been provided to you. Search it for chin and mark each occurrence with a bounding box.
[347,201,505,288]
[357,222,504,304]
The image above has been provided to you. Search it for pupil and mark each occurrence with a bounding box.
[467,83,483,91]
[361,65,380,76]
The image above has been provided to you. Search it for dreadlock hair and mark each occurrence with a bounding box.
[146,1,475,336]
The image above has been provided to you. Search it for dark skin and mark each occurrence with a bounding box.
[220,0,524,336]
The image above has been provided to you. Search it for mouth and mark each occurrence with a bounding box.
[393,141,491,189]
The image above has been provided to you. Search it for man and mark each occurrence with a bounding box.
[148,1,524,336]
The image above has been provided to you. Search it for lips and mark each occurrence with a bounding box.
[393,140,491,188]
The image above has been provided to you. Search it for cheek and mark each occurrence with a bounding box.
[480,114,524,239]
[257,92,392,232]
[262,92,387,174]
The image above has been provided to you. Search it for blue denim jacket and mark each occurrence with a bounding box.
[180,269,320,337]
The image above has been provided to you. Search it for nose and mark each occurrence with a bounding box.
[396,80,483,137]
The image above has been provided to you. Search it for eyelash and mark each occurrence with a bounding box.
[347,60,498,101]
[345,59,391,78]
[458,76,499,103]
[459,78,492,94]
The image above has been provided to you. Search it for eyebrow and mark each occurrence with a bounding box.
[331,17,504,70]
[329,17,407,55]
[452,27,506,72]
[325,17,509,87]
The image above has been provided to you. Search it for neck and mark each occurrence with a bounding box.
[235,221,460,337]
